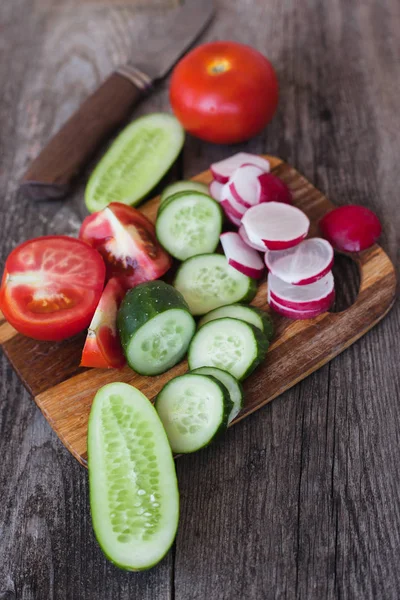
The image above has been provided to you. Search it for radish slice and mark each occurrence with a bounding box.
[238,225,266,252]
[268,293,330,320]
[258,173,293,205]
[242,202,310,250]
[268,271,335,311]
[228,165,264,208]
[220,199,244,221]
[210,153,270,183]
[209,180,224,202]
[220,182,247,220]
[220,232,265,279]
[319,205,382,252]
[264,238,334,285]
[223,209,242,227]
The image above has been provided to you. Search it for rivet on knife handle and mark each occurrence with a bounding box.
[20,69,151,201]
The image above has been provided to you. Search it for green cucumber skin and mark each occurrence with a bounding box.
[191,366,244,422]
[160,181,209,205]
[155,374,233,452]
[88,382,179,571]
[157,190,221,218]
[117,281,193,356]
[198,303,274,341]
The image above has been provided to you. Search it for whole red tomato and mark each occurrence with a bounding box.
[169,41,279,144]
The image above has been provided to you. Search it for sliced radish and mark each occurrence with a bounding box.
[238,224,266,252]
[268,272,335,311]
[209,180,224,202]
[264,238,334,285]
[220,199,244,221]
[258,173,293,205]
[220,232,265,279]
[228,164,264,208]
[219,182,247,222]
[223,209,242,227]
[242,202,310,250]
[319,205,382,252]
[210,153,270,183]
[268,293,330,320]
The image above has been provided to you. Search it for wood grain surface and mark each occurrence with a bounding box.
[1,0,399,599]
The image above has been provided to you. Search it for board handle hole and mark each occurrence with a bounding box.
[330,254,360,313]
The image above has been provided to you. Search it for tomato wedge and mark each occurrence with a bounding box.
[0,236,105,341]
[79,202,172,289]
[81,278,126,369]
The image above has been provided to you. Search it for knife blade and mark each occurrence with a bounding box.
[20,0,215,202]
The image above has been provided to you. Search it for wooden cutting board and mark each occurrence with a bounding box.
[0,156,396,467]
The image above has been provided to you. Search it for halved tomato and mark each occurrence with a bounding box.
[81,278,126,369]
[0,236,105,341]
[79,202,172,289]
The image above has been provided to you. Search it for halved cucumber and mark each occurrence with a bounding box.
[188,317,269,380]
[191,366,244,423]
[198,304,274,341]
[85,113,185,212]
[173,254,257,316]
[155,374,232,453]
[117,281,195,375]
[88,382,179,571]
[156,192,223,261]
[160,181,209,205]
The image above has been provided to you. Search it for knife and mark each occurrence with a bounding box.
[20,0,214,202]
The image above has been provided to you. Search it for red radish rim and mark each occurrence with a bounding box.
[228,258,264,279]
[258,172,293,205]
[263,233,308,251]
[220,199,244,221]
[269,287,335,311]
[268,271,335,310]
[228,164,264,209]
[210,153,270,184]
[220,232,265,279]
[238,225,266,252]
[268,292,331,320]
[264,238,334,285]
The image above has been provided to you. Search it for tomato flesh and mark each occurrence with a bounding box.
[79,202,172,289]
[0,236,105,341]
[81,278,126,369]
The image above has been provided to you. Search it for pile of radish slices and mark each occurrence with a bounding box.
[209,153,336,320]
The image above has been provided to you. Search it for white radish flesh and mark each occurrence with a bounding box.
[268,271,335,311]
[210,153,270,183]
[220,232,265,279]
[264,238,334,285]
[238,225,266,252]
[209,180,224,202]
[242,202,310,250]
[228,165,264,208]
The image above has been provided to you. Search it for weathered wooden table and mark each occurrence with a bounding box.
[1,0,399,598]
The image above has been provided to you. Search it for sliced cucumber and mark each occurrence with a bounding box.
[173,254,257,316]
[188,317,269,380]
[198,304,274,341]
[156,192,223,261]
[117,281,195,376]
[191,366,243,423]
[85,113,185,212]
[155,374,232,453]
[88,382,179,571]
[160,180,209,205]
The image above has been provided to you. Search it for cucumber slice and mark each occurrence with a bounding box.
[160,181,209,205]
[156,192,223,261]
[188,317,269,380]
[198,304,274,341]
[88,382,179,571]
[117,281,196,376]
[85,113,185,212]
[173,254,257,316]
[191,366,244,423]
[155,374,232,453]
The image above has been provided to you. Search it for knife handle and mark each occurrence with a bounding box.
[20,68,151,201]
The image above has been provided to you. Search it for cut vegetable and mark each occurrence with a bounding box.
[209,180,224,202]
[85,113,185,212]
[258,173,293,205]
[211,153,270,184]
[155,374,232,453]
[188,317,269,380]
[117,281,195,375]
[160,180,208,205]
[268,272,335,311]
[264,238,334,285]
[220,232,265,279]
[198,303,274,341]
[238,224,266,252]
[242,202,310,250]
[319,205,382,252]
[88,382,179,571]
[191,367,244,423]
[268,292,329,320]
[156,192,222,261]
[173,254,257,316]
[228,164,264,208]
